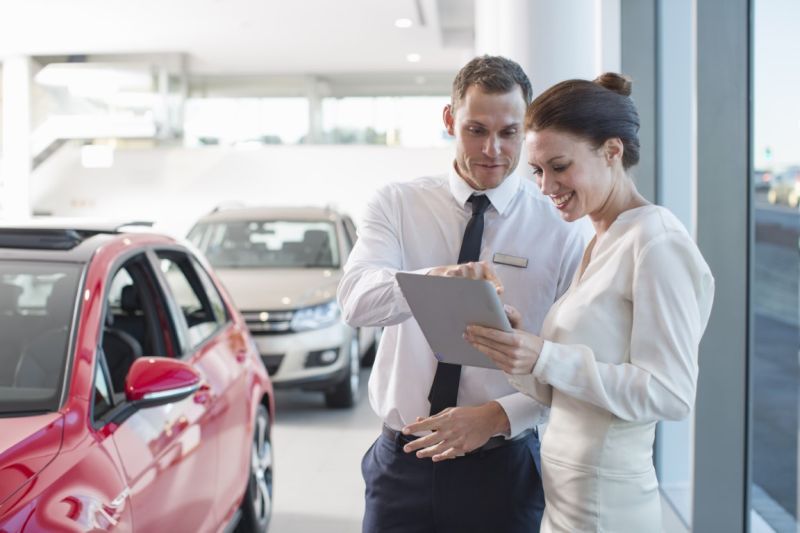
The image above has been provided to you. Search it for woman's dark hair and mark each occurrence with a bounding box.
[525,72,640,169]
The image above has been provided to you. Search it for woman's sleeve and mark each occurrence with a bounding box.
[506,372,553,408]
[513,232,714,422]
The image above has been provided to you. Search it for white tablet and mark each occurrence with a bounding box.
[396,272,512,370]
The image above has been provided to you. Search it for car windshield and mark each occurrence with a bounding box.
[189,220,340,268]
[0,261,81,416]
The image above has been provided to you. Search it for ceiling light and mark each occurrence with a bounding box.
[395,18,413,28]
[406,53,421,63]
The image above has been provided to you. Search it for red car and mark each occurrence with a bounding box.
[0,222,274,532]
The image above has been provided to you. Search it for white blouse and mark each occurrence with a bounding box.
[508,205,714,532]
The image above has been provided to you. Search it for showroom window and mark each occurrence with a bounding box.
[750,0,800,530]
[183,97,309,146]
[321,96,450,147]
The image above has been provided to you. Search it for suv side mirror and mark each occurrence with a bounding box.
[124,357,201,409]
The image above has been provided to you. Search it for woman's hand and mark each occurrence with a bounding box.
[464,321,544,374]
[427,261,504,295]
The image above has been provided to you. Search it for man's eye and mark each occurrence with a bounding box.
[468,127,485,135]
[552,164,569,172]
[502,129,518,137]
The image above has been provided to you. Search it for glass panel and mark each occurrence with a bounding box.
[183,97,309,146]
[191,257,228,325]
[321,96,450,147]
[157,252,221,349]
[0,261,81,415]
[189,220,340,269]
[750,0,800,529]
[93,363,114,421]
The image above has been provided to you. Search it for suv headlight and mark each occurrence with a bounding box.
[290,300,341,332]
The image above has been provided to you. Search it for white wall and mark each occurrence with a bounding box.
[31,144,454,236]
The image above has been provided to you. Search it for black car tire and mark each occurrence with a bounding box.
[236,404,273,533]
[324,336,360,408]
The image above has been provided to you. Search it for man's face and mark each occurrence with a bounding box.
[444,85,527,190]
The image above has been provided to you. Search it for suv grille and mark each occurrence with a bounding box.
[242,310,294,335]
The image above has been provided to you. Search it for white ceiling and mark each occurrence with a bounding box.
[0,0,475,76]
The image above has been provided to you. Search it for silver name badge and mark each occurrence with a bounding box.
[493,252,529,269]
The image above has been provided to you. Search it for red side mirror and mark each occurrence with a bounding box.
[125,357,201,407]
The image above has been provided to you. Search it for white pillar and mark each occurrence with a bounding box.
[1,56,33,220]
[156,66,171,139]
[474,0,621,96]
[306,76,328,144]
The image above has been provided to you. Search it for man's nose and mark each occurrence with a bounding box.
[483,135,500,157]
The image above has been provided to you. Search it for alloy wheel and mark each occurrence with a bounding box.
[250,409,273,527]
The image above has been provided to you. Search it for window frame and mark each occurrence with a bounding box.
[148,246,232,357]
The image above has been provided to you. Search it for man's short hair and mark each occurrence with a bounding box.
[451,55,533,110]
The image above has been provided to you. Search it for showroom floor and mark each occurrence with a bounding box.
[270,368,378,533]
[268,368,686,533]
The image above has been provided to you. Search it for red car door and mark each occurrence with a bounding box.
[185,254,254,522]
[101,253,220,531]
[151,249,253,524]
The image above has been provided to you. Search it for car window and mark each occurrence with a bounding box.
[342,216,358,248]
[0,261,81,415]
[92,361,114,421]
[189,219,340,269]
[100,254,175,396]
[191,257,229,325]
[157,250,226,351]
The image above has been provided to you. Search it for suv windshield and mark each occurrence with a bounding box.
[0,261,80,416]
[189,220,340,268]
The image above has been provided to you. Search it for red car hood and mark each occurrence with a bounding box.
[0,413,64,507]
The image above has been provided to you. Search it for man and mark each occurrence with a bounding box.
[338,55,585,533]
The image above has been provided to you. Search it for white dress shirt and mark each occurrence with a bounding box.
[338,164,586,437]
[507,205,715,532]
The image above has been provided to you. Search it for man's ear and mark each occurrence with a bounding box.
[604,138,624,165]
[443,104,455,136]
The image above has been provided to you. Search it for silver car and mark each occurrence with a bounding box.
[188,206,380,408]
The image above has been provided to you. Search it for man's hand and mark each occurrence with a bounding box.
[427,261,504,295]
[400,402,510,462]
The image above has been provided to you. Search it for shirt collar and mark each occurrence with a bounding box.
[447,161,521,216]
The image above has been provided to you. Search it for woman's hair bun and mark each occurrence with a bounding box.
[593,72,632,97]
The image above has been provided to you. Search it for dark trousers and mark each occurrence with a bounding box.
[361,430,545,533]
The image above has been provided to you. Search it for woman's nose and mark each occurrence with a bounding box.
[538,173,554,195]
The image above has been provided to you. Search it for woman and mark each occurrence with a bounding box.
[463,73,715,532]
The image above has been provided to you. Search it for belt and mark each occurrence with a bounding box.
[381,424,533,455]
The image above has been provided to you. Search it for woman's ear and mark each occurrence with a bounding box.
[604,138,624,165]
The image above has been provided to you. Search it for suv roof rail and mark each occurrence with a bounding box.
[0,219,158,251]
[114,220,155,232]
[0,228,91,250]
[210,201,247,214]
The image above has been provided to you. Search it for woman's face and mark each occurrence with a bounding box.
[525,128,621,223]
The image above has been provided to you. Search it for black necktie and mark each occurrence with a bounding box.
[428,194,491,415]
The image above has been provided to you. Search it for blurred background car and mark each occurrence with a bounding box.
[753,169,774,192]
[188,206,380,408]
[766,166,800,208]
[0,221,274,533]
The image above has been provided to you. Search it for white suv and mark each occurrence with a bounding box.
[188,206,379,408]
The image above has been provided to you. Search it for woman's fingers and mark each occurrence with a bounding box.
[466,324,519,347]
[466,338,515,372]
